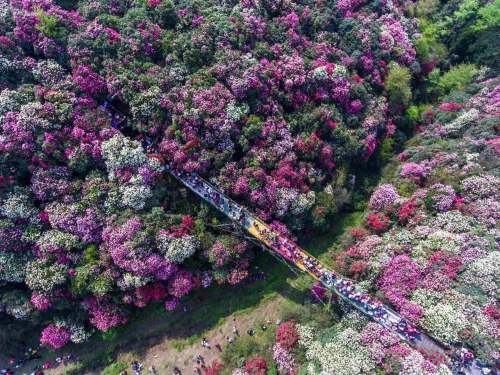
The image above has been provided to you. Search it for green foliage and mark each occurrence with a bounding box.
[396,179,418,198]
[415,19,447,61]
[240,115,264,151]
[222,335,260,369]
[268,363,278,375]
[435,0,499,70]
[84,244,99,264]
[378,138,395,163]
[406,103,432,127]
[221,326,275,372]
[35,11,66,39]
[61,362,84,375]
[101,328,120,342]
[385,63,412,108]
[101,361,128,375]
[406,105,419,124]
[438,64,478,97]
[413,0,439,18]
[72,264,112,297]
[471,0,500,32]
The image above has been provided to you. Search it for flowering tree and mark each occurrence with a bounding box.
[40,324,71,350]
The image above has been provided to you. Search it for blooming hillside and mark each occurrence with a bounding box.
[229,77,499,375]
[0,0,421,349]
[333,77,499,364]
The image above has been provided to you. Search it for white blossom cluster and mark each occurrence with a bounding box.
[119,180,152,211]
[290,191,316,216]
[430,211,475,233]
[117,273,152,291]
[333,64,348,78]
[421,303,468,345]
[0,291,34,320]
[37,230,80,253]
[231,369,248,375]
[461,251,499,298]
[102,134,162,211]
[55,319,92,344]
[25,259,68,293]
[32,60,67,86]
[410,288,443,309]
[157,234,199,264]
[0,0,11,19]
[461,174,499,202]
[226,101,249,122]
[69,324,92,344]
[312,66,329,81]
[400,351,453,375]
[0,251,30,283]
[101,134,148,174]
[297,325,375,375]
[17,102,54,130]
[130,86,161,123]
[1,190,36,220]
[275,188,299,217]
[444,108,479,135]
[104,188,122,213]
[0,89,31,119]
[413,229,461,259]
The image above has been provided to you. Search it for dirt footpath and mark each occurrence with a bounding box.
[122,297,282,375]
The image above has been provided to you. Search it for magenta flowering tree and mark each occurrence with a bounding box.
[31,292,52,311]
[72,65,107,97]
[82,297,128,332]
[369,184,401,212]
[101,217,176,279]
[40,324,71,349]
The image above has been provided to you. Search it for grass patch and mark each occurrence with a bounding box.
[101,361,128,375]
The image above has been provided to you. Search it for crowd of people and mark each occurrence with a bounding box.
[1,346,76,375]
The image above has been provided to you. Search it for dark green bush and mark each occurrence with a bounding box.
[385,63,412,109]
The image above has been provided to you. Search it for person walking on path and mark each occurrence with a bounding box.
[202,337,210,349]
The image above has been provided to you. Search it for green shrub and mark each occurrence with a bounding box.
[415,19,447,62]
[385,63,412,108]
[84,244,99,264]
[438,64,478,97]
[35,11,66,39]
[471,1,500,33]
[101,327,121,343]
[378,138,395,163]
[412,0,439,18]
[396,180,418,198]
[221,335,263,369]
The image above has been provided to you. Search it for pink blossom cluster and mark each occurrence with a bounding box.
[40,324,71,349]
